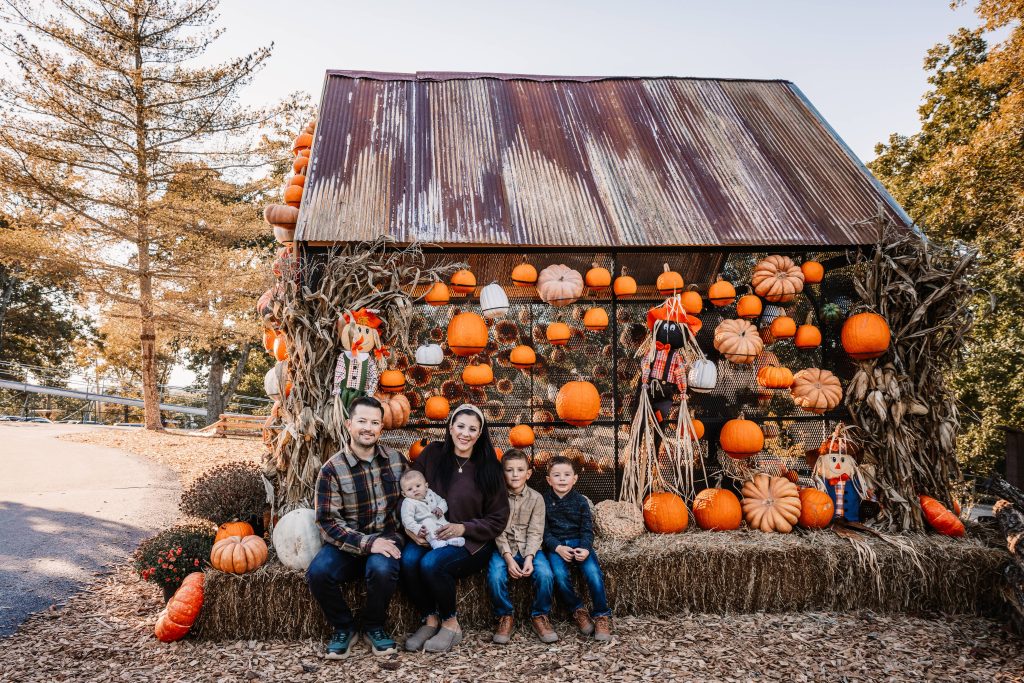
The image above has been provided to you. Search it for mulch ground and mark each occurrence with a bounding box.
[0,564,1021,683]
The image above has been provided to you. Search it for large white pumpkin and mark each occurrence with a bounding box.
[272,508,322,571]
[479,282,509,320]
[536,264,584,307]
[687,359,717,393]
[264,361,289,400]
[415,343,444,367]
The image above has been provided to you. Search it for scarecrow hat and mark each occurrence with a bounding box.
[342,308,383,329]
[646,296,702,335]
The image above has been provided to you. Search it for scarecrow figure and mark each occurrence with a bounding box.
[812,449,870,522]
[640,300,702,423]
[332,308,388,413]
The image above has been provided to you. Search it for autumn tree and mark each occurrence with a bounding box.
[0,0,272,429]
[870,1,1024,473]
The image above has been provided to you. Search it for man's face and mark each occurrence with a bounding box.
[347,403,383,448]
[546,463,578,496]
[503,458,532,492]
[401,474,427,500]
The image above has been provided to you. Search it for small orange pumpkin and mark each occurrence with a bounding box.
[447,312,488,356]
[379,370,406,392]
[450,269,477,294]
[841,312,891,361]
[555,381,600,426]
[408,438,431,462]
[692,488,742,531]
[794,323,822,350]
[424,396,450,420]
[680,288,703,315]
[509,424,536,448]
[262,328,276,353]
[643,491,689,533]
[919,495,965,537]
[283,184,303,207]
[613,267,637,297]
[511,262,538,287]
[769,315,796,340]
[583,307,609,331]
[273,334,288,362]
[585,263,612,290]
[424,282,451,306]
[689,417,705,440]
[801,260,824,284]
[720,416,764,459]
[656,263,684,295]
[757,365,794,389]
[215,521,254,544]
[736,293,763,320]
[798,488,835,529]
[708,276,736,306]
[462,363,494,386]
[546,322,572,346]
[292,133,313,152]
[510,345,537,368]
[210,535,268,574]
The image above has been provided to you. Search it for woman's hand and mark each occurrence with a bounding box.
[406,526,429,547]
[436,522,465,541]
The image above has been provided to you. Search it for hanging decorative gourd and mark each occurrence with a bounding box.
[708,276,736,307]
[450,269,477,294]
[794,316,822,350]
[820,303,844,326]
[424,281,451,306]
[555,381,601,426]
[841,312,891,360]
[272,333,289,362]
[509,345,537,368]
[713,319,764,364]
[751,255,805,303]
[262,328,276,354]
[720,415,764,459]
[689,416,705,440]
[447,312,488,356]
[768,315,796,340]
[509,424,536,448]
[757,365,794,389]
[283,184,303,208]
[801,260,824,284]
[643,492,689,533]
[546,322,572,346]
[511,261,538,287]
[408,438,431,462]
[790,368,843,414]
[613,267,637,297]
[686,358,717,393]
[415,343,444,367]
[736,290,763,320]
[292,132,313,153]
[479,282,509,319]
[680,287,703,315]
[583,307,609,332]
[536,264,584,306]
[585,263,612,290]
[292,155,309,175]
[264,204,298,229]
[692,488,742,531]
[656,263,684,296]
[462,363,494,386]
[378,370,406,393]
[424,395,451,420]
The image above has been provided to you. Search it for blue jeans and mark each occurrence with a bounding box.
[486,550,554,618]
[543,539,611,617]
[400,540,494,621]
[306,543,400,631]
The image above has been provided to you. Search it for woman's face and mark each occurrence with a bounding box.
[449,412,482,455]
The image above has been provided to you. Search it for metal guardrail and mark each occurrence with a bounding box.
[0,378,211,416]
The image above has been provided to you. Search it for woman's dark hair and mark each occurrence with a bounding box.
[437,407,503,497]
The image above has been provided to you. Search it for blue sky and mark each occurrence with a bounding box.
[210,0,984,162]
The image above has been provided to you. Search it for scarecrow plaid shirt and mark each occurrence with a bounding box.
[644,348,687,389]
[314,444,406,555]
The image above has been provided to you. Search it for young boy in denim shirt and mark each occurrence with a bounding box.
[541,455,612,642]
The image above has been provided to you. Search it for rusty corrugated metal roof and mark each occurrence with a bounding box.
[296,71,910,247]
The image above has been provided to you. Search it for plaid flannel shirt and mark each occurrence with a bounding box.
[644,348,687,390]
[314,445,405,555]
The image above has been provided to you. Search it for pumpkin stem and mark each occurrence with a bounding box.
[620,266,629,276]
[662,263,670,273]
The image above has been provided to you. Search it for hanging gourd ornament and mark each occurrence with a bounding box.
[751,255,805,303]
[509,424,536,448]
[450,269,477,294]
[794,315,822,350]
[583,307,609,332]
[680,286,703,315]
[424,281,451,307]
[462,363,494,386]
[708,276,736,306]
[509,345,537,368]
[546,322,572,346]
[585,263,612,290]
[656,264,684,295]
[720,415,764,459]
[511,261,539,287]
[447,312,488,356]
[378,370,406,392]
[415,343,444,367]
[768,314,796,340]
[613,267,637,297]
[479,282,509,320]
[736,290,763,320]
[713,319,764,364]
[424,395,451,421]
[791,368,843,414]
[841,312,891,360]
[686,358,717,393]
[537,264,584,307]
[555,381,601,426]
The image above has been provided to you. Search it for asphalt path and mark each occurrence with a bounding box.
[0,424,179,637]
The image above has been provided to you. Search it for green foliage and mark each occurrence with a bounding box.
[179,461,266,525]
[0,267,88,376]
[132,523,214,593]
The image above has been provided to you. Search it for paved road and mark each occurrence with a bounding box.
[0,424,179,637]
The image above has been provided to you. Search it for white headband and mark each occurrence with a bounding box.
[450,403,486,425]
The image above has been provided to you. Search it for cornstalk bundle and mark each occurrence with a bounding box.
[845,215,976,532]
[265,238,460,511]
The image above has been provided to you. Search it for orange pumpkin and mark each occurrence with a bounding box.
[713,318,764,364]
[376,392,411,429]
[736,294,763,320]
[720,417,764,459]
[165,571,204,628]
[510,345,537,368]
[447,312,488,356]
[408,438,431,462]
[511,262,538,287]
[450,269,477,294]
[509,424,535,448]
[741,474,802,533]
[555,381,601,427]
[215,521,254,544]
[680,289,703,315]
[841,312,891,361]
[287,174,306,188]
[585,263,611,290]
[210,535,268,574]
[425,281,451,306]
[757,365,794,389]
[919,495,965,537]
[798,488,835,529]
[462,363,494,386]
[273,334,288,362]
[689,417,705,440]
[546,322,572,346]
[613,267,637,297]
[379,370,406,392]
[791,368,843,414]
[292,133,313,152]
[708,277,736,306]
[154,609,190,643]
[283,184,303,207]
[656,263,684,295]
[751,255,805,303]
[262,328,276,353]
[794,323,822,350]
[769,315,796,340]
[424,396,450,420]
[692,488,742,531]
[643,492,689,533]
[583,307,609,331]
[801,260,824,284]
[264,203,299,228]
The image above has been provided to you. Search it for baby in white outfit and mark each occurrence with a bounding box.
[400,470,465,549]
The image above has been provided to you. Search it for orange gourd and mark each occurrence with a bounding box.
[841,312,891,360]
[287,174,306,188]
[801,260,824,284]
[511,262,538,287]
[751,255,805,303]
[375,392,411,429]
[555,381,600,427]
[708,276,736,306]
[798,488,835,529]
[210,535,268,574]
[214,521,254,544]
[165,571,205,628]
[643,491,689,533]
[447,312,488,356]
[689,417,705,440]
[546,322,572,346]
[379,370,406,392]
[794,323,822,350]
[424,396,450,420]
[583,307,609,332]
[713,319,764,364]
[585,263,611,290]
[680,288,703,315]
[462,363,494,386]
[292,155,309,175]
[656,263,684,295]
[791,368,843,414]
[757,365,794,389]
[408,438,431,462]
[283,184,303,207]
[425,281,451,306]
[509,424,535,448]
[769,315,796,340]
[450,269,477,294]
[692,488,742,531]
[273,334,288,362]
[919,495,965,537]
[262,328,276,353]
[292,133,313,152]
[736,293,763,320]
[720,416,764,459]
[509,345,537,368]
[613,267,637,297]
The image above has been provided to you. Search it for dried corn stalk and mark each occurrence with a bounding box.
[845,214,975,532]
[266,237,461,511]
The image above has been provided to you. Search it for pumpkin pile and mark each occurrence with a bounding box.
[262,119,315,246]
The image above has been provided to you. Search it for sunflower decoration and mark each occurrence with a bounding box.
[404,391,423,410]
[495,320,519,344]
[533,409,555,435]
[532,324,546,344]
[484,339,500,356]
[571,307,585,322]
[494,349,513,368]
[409,316,428,336]
[527,395,545,409]
[616,366,633,383]
[495,377,514,395]
[407,365,432,387]
[468,387,488,404]
[441,379,465,403]
[532,356,549,378]
[616,307,633,324]
[599,392,614,417]
[601,344,613,358]
[429,327,444,342]
[435,357,454,375]
[483,401,505,422]
[517,308,531,325]
[533,449,553,470]
[550,347,567,364]
[619,322,647,348]
[593,364,609,379]
[392,352,410,371]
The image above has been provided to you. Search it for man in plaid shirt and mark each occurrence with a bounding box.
[306,396,406,659]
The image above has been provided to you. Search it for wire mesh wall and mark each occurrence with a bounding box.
[375,248,861,502]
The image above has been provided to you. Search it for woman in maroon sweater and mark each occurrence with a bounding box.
[401,404,509,653]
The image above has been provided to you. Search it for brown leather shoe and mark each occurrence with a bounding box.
[593,615,612,642]
[572,607,594,636]
[492,615,514,644]
[531,614,558,643]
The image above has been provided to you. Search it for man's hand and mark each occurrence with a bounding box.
[555,545,575,562]
[504,554,523,579]
[572,547,590,561]
[370,537,401,559]
[521,555,534,576]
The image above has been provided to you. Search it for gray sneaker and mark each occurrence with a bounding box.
[423,626,463,652]
[404,623,439,652]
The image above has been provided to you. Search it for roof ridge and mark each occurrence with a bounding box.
[324,69,794,85]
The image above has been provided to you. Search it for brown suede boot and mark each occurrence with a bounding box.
[531,614,558,643]
[572,607,594,636]
[492,615,514,644]
[593,615,612,642]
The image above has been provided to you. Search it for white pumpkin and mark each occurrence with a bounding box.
[272,508,322,571]
[415,343,444,367]
[479,282,509,319]
[273,226,295,244]
[687,358,717,393]
[536,264,584,307]
[264,361,289,400]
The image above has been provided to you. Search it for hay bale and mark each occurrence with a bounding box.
[192,531,1010,640]
[594,500,645,540]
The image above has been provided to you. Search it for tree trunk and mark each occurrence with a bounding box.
[206,348,226,426]
[220,342,252,412]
